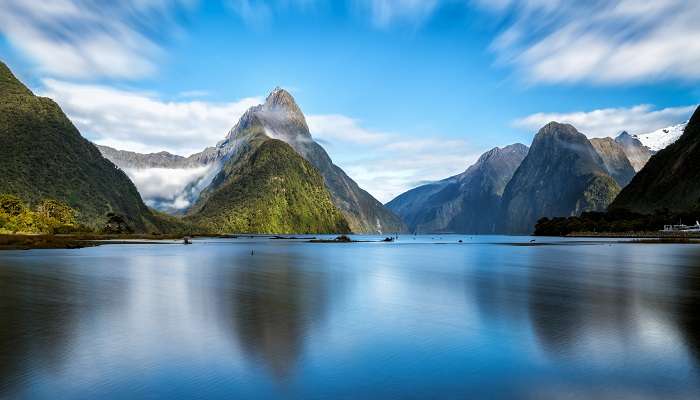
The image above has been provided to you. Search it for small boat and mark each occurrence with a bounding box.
[183,236,192,245]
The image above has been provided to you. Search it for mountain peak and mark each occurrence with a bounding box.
[264,87,301,112]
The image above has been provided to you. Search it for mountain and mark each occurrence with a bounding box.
[589,137,636,187]
[386,144,528,233]
[192,88,404,233]
[0,61,156,231]
[500,122,621,234]
[614,131,654,172]
[187,139,350,234]
[632,122,687,151]
[610,106,700,214]
[97,145,203,169]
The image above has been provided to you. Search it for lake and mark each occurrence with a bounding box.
[1,235,699,399]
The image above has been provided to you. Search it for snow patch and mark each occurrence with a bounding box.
[632,122,687,151]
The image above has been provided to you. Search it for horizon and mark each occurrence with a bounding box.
[1,0,698,202]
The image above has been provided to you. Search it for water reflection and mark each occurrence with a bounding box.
[673,255,700,369]
[0,239,699,398]
[215,251,330,380]
[0,268,74,395]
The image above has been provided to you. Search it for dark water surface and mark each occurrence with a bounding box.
[1,236,700,399]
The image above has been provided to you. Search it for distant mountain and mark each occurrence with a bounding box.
[589,137,636,187]
[610,106,700,214]
[632,122,687,151]
[0,61,156,231]
[187,139,350,234]
[97,145,203,169]
[500,122,621,233]
[386,144,528,233]
[614,131,654,172]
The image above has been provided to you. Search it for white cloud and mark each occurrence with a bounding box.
[39,79,262,156]
[514,104,696,138]
[125,165,217,210]
[0,0,193,79]
[307,116,478,203]
[40,78,478,204]
[478,0,700,84]
[307,114,388,144]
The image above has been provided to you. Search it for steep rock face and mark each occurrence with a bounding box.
[614,131,654,172]
[500,122,621,234]
[589,137,636,187]
[386,144,528,233]
[187,139,350,234]
[203,88,405,233]
[610,106,700,214]
[0,61,154,231]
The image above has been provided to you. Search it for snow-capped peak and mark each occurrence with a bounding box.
[632,122,687,151]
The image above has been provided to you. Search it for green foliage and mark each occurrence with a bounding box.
[533,208,700,236]
[0,193,86,234]
[36,198,77,225]
[0,60,154,231]
[188,139,350,234]
[0,194,27,216]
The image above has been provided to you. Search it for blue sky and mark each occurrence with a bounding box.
[0,0,698,202]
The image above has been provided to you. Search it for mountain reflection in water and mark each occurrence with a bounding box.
[0,236,698,399]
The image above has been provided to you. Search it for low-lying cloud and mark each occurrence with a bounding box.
[514,104,696,138]
[124,165,218,211]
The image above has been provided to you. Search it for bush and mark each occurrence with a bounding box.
[0,194,80,234]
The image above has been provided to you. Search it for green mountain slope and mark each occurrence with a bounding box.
[610,106,700,214]
[0,61,155,231]
[187,139,350,234]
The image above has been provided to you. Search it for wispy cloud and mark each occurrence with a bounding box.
[478,0,700,84]
[307,116,478,203]
[514,104,696,138]
[0,0,193,79]
[40,79,262,156]
[353,0,440,27]
[226,0,317,27]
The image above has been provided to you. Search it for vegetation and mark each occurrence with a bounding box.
[0,194,87,234]
[188,139,350,234]
[0,60,155,231]
[534,208,700,236]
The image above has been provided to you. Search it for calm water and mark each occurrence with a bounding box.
[1,235,700,399]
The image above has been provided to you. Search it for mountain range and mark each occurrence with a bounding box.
[99,87,404,234]
[388,118,684,234]
[2,57,694,235]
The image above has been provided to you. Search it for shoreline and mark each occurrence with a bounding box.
[0,233,237,250]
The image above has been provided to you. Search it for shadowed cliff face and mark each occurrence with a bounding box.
[201,88,404,234]
[387,144,528,234]
[500,122,621,234]
[610,106,700,215]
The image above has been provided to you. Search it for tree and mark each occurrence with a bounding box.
[36,199,77,225]
[0,194,27,217]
